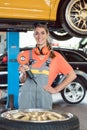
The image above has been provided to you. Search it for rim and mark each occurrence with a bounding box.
[64,82,85,103]
[1,109,73,123]
[66,0,87,34]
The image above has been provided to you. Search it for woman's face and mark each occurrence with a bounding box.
[34,27,49,47]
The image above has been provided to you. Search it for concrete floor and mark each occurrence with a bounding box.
[52,92,87,130]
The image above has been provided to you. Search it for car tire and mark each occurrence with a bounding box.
[61,78,86,104]
[49,30,72,41]
[0,112,79,130]
[60,0,87,38]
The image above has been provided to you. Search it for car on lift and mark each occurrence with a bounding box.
[0,0,87,40]
[0,47,87,104]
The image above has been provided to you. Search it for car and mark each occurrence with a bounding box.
[0,47,87,104]
[0,0,87,40]
[52,48,87,104]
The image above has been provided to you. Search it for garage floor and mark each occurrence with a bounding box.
[52,92,87,130]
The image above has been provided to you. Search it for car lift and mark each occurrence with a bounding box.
[6,32,19,108]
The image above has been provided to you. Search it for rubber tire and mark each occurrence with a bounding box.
[61,78,86,104]
[0,114,79,130]
[49,31,72,41]
[60,0,87,38]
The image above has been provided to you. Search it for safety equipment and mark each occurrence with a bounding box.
[34,46,49,55]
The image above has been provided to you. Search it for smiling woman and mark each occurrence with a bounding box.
[17,23,76,110]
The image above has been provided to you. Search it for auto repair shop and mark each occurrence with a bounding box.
[0,0,87,130]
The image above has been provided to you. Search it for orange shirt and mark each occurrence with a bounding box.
[18,49,73,86]
[48,51,73,85]
[32,49,73,86]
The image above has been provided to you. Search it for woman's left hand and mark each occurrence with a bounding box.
[44,85,57,94]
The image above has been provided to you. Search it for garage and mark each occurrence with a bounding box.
[0,0,87,130]
[0,36,87,130]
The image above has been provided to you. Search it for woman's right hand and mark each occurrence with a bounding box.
[19,65,30,83]
[18,64,30,73]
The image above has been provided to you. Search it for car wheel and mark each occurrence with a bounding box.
[61,78,86,104]
[60,0,87,38]
[0,110,80,130]
[49,30,72,41]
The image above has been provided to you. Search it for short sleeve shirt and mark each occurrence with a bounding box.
[18,49,73,86]
[48,51,73,85]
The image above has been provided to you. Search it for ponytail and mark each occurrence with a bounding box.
[46,42,56,59]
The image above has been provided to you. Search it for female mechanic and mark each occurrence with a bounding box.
[18,23,77,109]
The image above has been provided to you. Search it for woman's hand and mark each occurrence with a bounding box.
[44,85,57,94]
[19,65,30,83]
[44,70,77,94]
[18,64,30,73]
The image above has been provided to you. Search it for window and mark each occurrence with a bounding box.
[63,51,85,62]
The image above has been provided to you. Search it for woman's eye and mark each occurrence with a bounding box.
[34,31,45,35]
[34,32,39,35]
[41,32,45,35]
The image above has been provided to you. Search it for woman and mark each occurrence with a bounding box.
[18,23,77,109]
